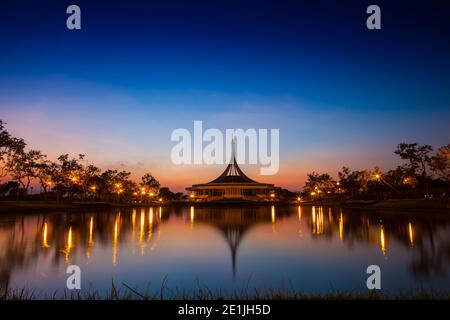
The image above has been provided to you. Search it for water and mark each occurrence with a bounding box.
[0,205,449,297]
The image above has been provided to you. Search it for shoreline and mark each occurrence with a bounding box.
[0,198,449,214]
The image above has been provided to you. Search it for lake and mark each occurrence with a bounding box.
[0,205,449,298]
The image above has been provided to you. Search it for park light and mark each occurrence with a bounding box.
[141,190,146,195]
[311,191,316,196]
[375,174,380,180]
[71,176,78,183]
[115,183,121,188]
[297,196,301,201]
[159,198,163,202]
[189,194,194,198]
[336,182,340,186]
[149,192,155,197]
[90,185,96,191]
[270,193,275,198]
[46,181,52,186]
[133,192,137,196]
[118,189,123,194]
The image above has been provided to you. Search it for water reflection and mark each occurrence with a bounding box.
[380,224,386,256]
[42,222,50,248]
[0,206,449,294]
[408,222,414,247]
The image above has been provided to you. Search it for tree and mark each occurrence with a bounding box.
[34,157,58,195]
[430,144,450,182]
[385,165,416,189]
[338,167,365,199]
[6,150,45,195]
[0,120,25,179]
[395,143,433,194]
[52,154,85,200]
[158,187,175,200]
[304,171,335,199]
[0,181,19,197]
[140,173,160,193]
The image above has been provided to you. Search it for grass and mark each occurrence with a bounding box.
[1,282,449,300]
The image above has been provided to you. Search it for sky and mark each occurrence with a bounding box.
[1,0,449,191]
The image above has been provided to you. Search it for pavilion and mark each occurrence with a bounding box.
[186,150,279,202]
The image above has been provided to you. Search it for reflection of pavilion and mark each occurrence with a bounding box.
[191,206,280,276]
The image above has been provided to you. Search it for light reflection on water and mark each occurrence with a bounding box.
[0,205,449,296]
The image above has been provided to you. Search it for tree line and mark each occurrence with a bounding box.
[301,142,450,201]
[1,119,448,202]
[0,120,185,202]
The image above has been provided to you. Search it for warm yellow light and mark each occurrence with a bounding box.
[190,194,195,198]
[311,191,316,196]
[114,218,119,242]
[339,212,344,241]
[67,227,73,249]
[141,191,146,195]
[42,222,50,248]
[149,208,154,226]
[312,206,316,224]
[89,216,94,246]
[46,181,52,186]
[113,217,119,265]
[271,205,276,224]
[408,222,414,246]
[312,207,324,235]
[71,176,78,182]
[270,193,275,198]
[190,206,195,225]
[141,187,145,192]
[133,192,137,195]
[149,192,155,197]
[90,185,96,191]
[336,182,340,186]
[375,174,380,179]
[139,210,145,242]
[159,198,163,202]
[380,225,386,255]
[65,226,73,264]
[297,197,301,201]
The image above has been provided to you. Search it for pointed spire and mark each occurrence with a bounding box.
[208,137,258,184]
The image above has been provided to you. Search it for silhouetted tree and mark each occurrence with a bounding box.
[395,143,433,194]
[430,144,450,182]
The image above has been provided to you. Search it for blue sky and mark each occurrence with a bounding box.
[1,0,449,190]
